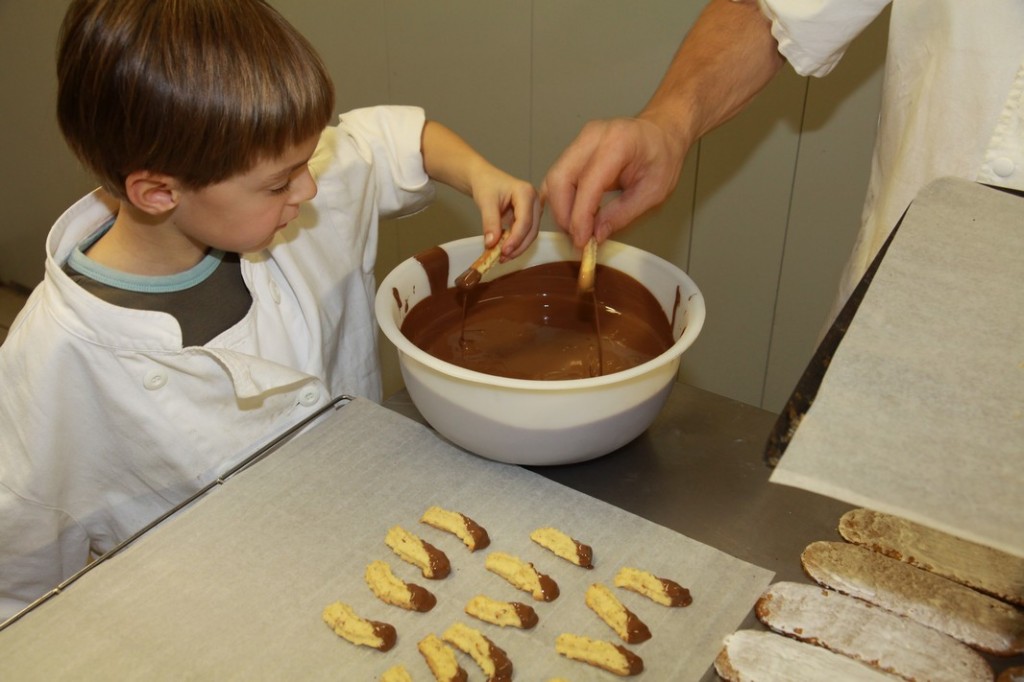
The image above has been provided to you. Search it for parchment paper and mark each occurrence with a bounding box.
[771,177,1024,557]
[2,397,772,680]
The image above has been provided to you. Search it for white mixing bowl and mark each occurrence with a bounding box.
[375,231,705,465]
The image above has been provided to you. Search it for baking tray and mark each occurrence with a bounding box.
[0,397,772,680]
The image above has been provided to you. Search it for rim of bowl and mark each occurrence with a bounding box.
[376,233,706,392]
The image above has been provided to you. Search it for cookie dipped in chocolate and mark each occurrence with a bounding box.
[400,260,674,381]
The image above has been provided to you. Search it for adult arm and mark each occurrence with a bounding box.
[542,0,785,248]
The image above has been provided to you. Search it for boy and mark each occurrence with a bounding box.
[0,0,539,619]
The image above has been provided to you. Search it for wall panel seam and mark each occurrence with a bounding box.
[760,76,811,409]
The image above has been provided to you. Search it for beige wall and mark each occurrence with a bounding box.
[0,1,889,413]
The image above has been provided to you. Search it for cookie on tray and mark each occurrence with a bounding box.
[555,633,643,677]
[418,634,467,682]
[613,566,692,607]
[586,583,651,643]
[443,621,513,682]
[322,601,396,652]
[530,526,593,568]
[421,505,491,551]
[465,594,538,629]
[485,551,559,601]
[365,559,436,612]
[385,525,451,579]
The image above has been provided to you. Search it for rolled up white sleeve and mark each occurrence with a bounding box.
[334,105,435,218]
[758,0,892,77]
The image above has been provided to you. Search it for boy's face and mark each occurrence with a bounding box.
[171,134,321,254]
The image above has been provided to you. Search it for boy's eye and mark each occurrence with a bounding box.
[270,182,291,195]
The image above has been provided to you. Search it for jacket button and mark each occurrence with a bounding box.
[299,386,321,406]
[143,369,168,390]
[992,156,1016,177]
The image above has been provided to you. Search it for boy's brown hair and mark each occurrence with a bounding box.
[57,0,335,200]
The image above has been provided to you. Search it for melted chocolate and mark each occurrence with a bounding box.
[400,260,674,381]
[415,246,451,295]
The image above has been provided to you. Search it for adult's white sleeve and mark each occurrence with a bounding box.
[758,0,892,77]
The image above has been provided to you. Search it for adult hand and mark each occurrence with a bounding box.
[541,115,686,249]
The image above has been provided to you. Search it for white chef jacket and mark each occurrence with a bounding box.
[761,0,1024,311]
[0,106,434,619]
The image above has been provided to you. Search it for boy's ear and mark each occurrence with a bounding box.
[124,171,182,215]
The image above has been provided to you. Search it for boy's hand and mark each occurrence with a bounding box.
[421,120,540,261]
[469,166,540,261]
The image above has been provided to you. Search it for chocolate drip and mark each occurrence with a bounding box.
[511,602,539,629]
[537,573,560,602]
[407,583,437,612]
[413,246,451,295]
[624,611,652,644]
[423,539,451,579]
[370,621,397,652]
[575,541,594,569]
[457,268,482,289]
[487,641,514,682]
[461,514,491,551]
[660,577,693,607]
[614,644,644,675]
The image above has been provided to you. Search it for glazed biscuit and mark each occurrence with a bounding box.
[715,630,895,682]
[756,581,992,682]
[801,540,1024,656]
[839,508,1024,606]
[385,525,451,579]
[321,601,396,652]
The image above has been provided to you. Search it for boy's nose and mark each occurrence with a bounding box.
[293,168,317,203]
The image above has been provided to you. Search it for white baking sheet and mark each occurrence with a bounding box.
[771,177,1024,557]
[1,397,772,680]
